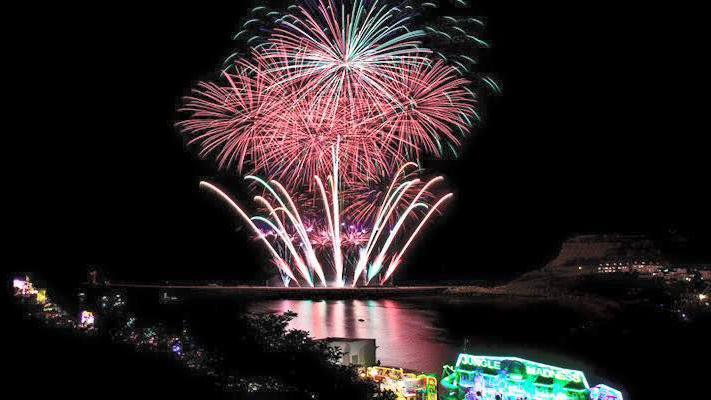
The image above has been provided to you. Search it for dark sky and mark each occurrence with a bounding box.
[6,1,708,285]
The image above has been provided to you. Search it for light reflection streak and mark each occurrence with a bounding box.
[248,299,454,372]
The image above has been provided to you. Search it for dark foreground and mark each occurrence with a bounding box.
[7,307,220,399]
[8,277,710,399]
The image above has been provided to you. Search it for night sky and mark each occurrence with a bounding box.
[6,1,708,286]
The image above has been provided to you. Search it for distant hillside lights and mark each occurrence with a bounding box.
[589,261,710,282]
[12,276,98,330]
[548,234,711,283]
[595,260,663,274]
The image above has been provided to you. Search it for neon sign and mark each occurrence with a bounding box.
[455,355,587,384]
[442,354,622,400]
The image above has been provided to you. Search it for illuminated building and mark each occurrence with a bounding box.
[79,310,95,328]
[364,366,437,400]
[546,234,665,275]
[13,278,28,291]
[589,384,623,400]
[13,276,36,296]
[12,276,50,305]
[440,354,623,400]
[170,337,183,357]
[36,289,47,304]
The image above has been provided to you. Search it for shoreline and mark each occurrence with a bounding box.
[103,283,452,299]
[99,282,620,313]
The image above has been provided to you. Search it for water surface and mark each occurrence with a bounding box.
[246,298,597,376]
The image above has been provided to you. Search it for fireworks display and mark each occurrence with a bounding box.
[178,0,493,287]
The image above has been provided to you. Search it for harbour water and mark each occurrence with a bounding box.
[248,299,456,373]
[245,298,603,379]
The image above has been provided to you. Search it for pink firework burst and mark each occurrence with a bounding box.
[307,223,370,250]
[381,60,477,159]
[178,1,477,190]
[178,0,495,287]
[177,62,285,173]
[246,91,396,187]
[179,58,399,188]
[342,163,442,226]
[265,0,429,116]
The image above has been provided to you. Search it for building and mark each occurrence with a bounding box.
[321,337,376,367]
[440,354,623,400]
[546,234,711,280]
[547,234,661,269]
[542,234,711,278]
[547,234,663,274]
[595,260,664,275]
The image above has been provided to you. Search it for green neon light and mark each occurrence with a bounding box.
[455,354,588,385]
[441,354,623,400]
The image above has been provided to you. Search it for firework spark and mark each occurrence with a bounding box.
[200,147,451,287]
[342,162,442,226]
[265,0,430,115]
[178,0,493,286]
[179,0,479,189]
